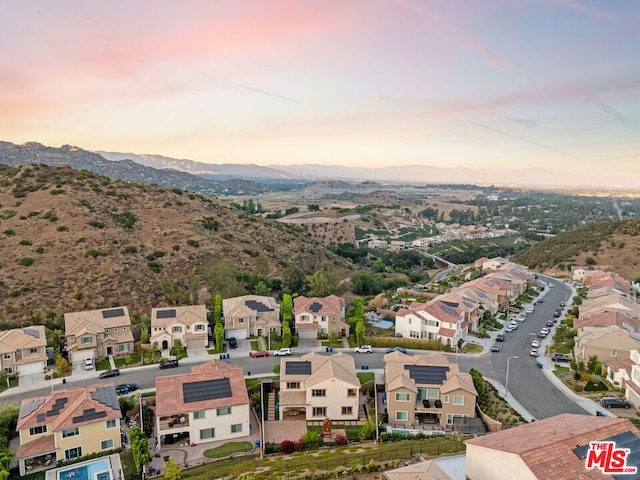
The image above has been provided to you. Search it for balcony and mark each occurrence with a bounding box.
[415,399,443,413]
[158,415,190,431]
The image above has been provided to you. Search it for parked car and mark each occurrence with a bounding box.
[516,314,526,322]
[386,347,407,354]
[250,350,269,358]
[552,354,571,363]
[496,333,505,342]
[553,311,561,318]
[560,301,566,307]
[508,321,518,330]
[274,348,292,356]
[546,320,554,327]
[354,345,373,353]
[84,358,95,370]
[530,349,539,357]
[536,298,544,304]
[600,397,631,409]
[490,345,500,352]
[99,369,120,379]
[115,383,138,395]
[538,330,549,338]
[525,306,535,314]
[547,282,554,287]
[531,340,540,349]
[505,325,514,333]
[159,359,179,369]
[228,337,238,349]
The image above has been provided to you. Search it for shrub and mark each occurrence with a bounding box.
[573,384,584,392]
[85,250,107,258]
[333,434,348,446]
[120,245,138,255]
[3,229,15,236]
[112,211,137,230]
[57,226,68,232]
[186,239,200,248]
[88,220,105,229]
[19,239,32,245]
[280,440,295,454]
[50,189,65,195]
[19,257,34,266]
[34,247,44,254]
[147,261,163,273]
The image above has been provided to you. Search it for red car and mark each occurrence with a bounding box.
[250,350,269,358]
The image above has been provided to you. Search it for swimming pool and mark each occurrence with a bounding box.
[58,459,111,480]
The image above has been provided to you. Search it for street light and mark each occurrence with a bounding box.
[505,355,518,397]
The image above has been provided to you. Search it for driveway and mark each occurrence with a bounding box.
[18,363,44,388]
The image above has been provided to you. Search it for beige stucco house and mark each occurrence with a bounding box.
[150,304,208,350]
[222,295,281,339]
[573,325,640,363]
[293,295,350,339]
[155,360,250,446]
[278,352,360,422]
[15,384,122,475]
[64,307,134,363]
[384,351,477,430]
[0,325,47,376]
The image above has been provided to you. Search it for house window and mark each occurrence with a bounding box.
[409,331,419,338]
[453,395,464,405]
[29,348,38,355]
[427,388,439,399]
[395,411,408,421]
[200,428,215,440]
[114,328,118,332]
[195,324,204,331]
[301,315,308,321]
[105,329,109,333]
[65,447,82,461]
[193,411,205,420]
[443,395,450,404]
[69,335,75,341]
[122,326,127,331]
[217,407,231,416]
[341,406,353,415]
[101,439,114,450]
[312,407,326,417]
[3,367,12,374]
[395,393,410,402]
[321,316,326,323]
[612,350,618,357]
[286,382,300,389]
[118,344,130,353]
[238,318,244,324]
[347,389,357,397]
[29,425,47,435]
[2,353,10,360]
[106,419,117,429]
[231,423,243,434]
[312,389,326,397]
[81,336,92,344]
[97,333,103,340]
[62,427,79,438]
[172,326,182,333]
[98,345,102,352]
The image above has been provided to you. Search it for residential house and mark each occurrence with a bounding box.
[571,265,597,282]
[367,239,388,249]
[456,278,512,311]
[389,240,407,251]
[15,384,121,475]
[150,305,208,350]
[394,299,467,348]
[573,325,640,363]
[584,270,634,297]
[606,358,633,390]
[438,293,483,333]
[465,413,640,480]
[278,352,360,421]
[574,308,640,333]
[222,295,281,339]
[450,285,500,316]
[624,350,640,408]
[155,360,250,445]
[293,295,350,339]
[384,351,477,430]
[0,325,47,376]
[64,307,134,363]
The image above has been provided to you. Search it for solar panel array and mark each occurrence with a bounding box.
[441,301,459,308]
[405,365,449,385]
[36,413,45,423]
[441,305,459,317]
[45,397,68,417]
[72,408,107,424]
[92,386,120,410]
[20,399,44,419]
[285,361,312,375]
[574,430,640,480]
[23,328,40,338]
[102,308,125,319]
[156,309,177,319]
[183,378,232,403]
[309,302,323,313]
[245,299,274,313]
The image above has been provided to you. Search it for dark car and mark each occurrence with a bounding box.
[386,347,407,354]
[115,383,138,395]
[163,432,189,444]
[600,397,631,409]
[159,359,179,369]
[99,369,120,379]
[546,320,554,327]
[228,337,238,349]
[496,333,505,342]
[553,311,561,318]
[551,354,571,363]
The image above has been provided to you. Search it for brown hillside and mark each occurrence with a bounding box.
[0,164,349,324]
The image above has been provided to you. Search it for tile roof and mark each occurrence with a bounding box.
[437,327,456,338]
[293,295,345,317]
[279,352,359,388]
[15,433,55,459]
[466,413,638,479]
[441,373,476,395]
[155,360,249,416]
[0,326,46,353]
[222,295,280,318]
[64,306,132,336]
[151,305,207,328]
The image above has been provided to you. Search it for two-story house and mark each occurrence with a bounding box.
[64,307,134,363]
[384,351,477,430]
[0,325,47,376]
[150,305,208,350]
[624,350,640,408]
[278,352,360,421]
[15,384,121,475]
[394,299,467,348]
[293,295,350,339]
[222,295,281,340]
[155,360,250,445]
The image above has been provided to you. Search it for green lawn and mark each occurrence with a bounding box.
[0,376,19,393]
[462,344,483,353]
[553,366,570,377]
[357,372,375,384]
[114,355,141,367]
[95,358,110,371]
[250,340,260,351]
[555,345,571,354]
[204,441,254,459]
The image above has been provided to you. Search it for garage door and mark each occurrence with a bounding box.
[227,330,247,340]
[18,362,44,376]
[71,350,95,364]
[186,338,204,349]
[297,329,318,339]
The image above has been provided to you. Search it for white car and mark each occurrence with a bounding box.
[516,314,526,322]
[508,321,518,330]
[274,348,292,356]
[505,325,514,333]
[84,358,95,370]
[354,345,373,353]
[530,349,539,357]
[525,307,535,314]
[547,282,554,288]
[531,340,540,348]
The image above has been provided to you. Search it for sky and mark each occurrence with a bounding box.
[1,0,639,178]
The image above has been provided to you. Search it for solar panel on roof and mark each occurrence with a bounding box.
[245,299,274,313]
[20,399,44,418]
[72,408,107,424]
[442,305,459,316]
[23,328,40,338]
[156,309,176,319]
[574,430,640,480]
[183,378,232,403]
[102,308,125,319]
[92,387,120,410]
[309,302,322,313]
[441,301,459,308]
[404,365,449,385]
[285,361,312,375]
[36,413,45,423]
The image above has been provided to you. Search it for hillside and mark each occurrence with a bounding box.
[0,164,349,325]
[513,219,640,280]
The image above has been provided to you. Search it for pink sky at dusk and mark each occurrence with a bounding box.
[1,0,639,178]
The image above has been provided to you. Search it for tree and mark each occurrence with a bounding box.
[253,281,271,296]
[55,352,71,376]
[203,260,246,298]
[139,314,150,344]
[282,322,292,348]
[214,295,222,323]
[359,421,376,441]
[351,271,382,296]
[283,264,306,293]
[585,257,597,265]
[214,322,225,353]
[307,203,320,212]
[469,368,484,397]
[355,321,365,346]
[281,294,293,326]
[164,457,182,480]
[129,426,151,476]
